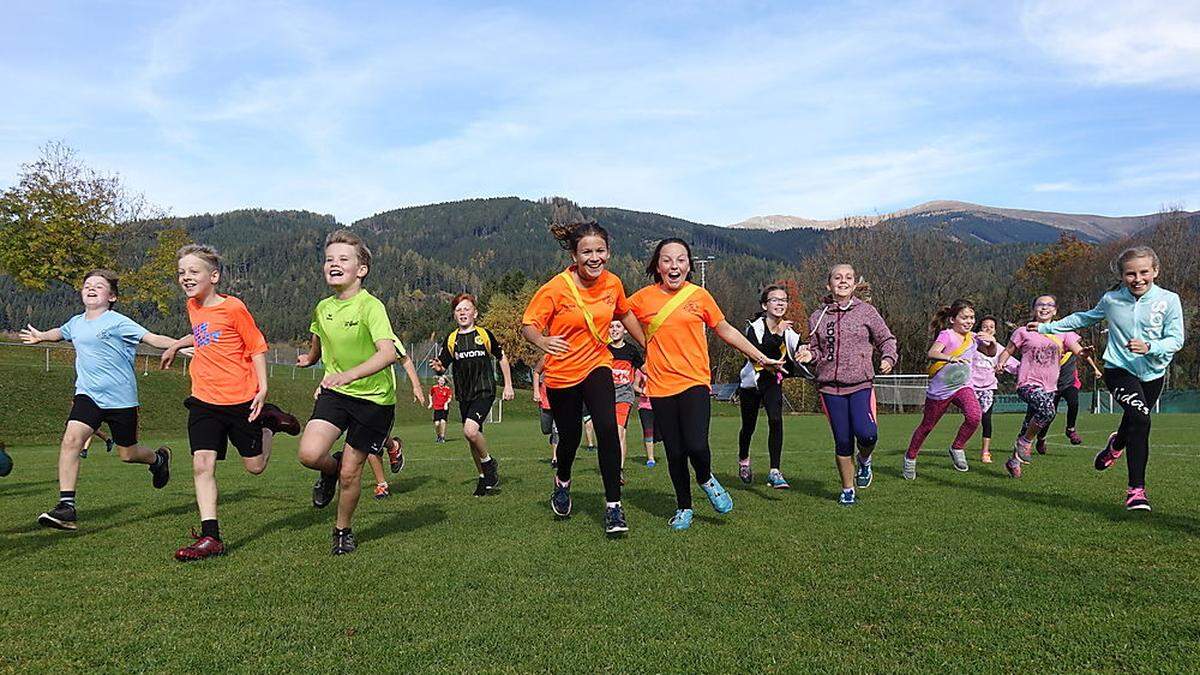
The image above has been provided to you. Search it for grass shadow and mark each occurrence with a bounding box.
[235,506,329,548]
[357,503,448,541]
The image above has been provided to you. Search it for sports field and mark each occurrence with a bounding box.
[2,348,1199,671]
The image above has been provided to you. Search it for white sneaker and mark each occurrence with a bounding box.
[902,456,917,480]
[948,447,969,472]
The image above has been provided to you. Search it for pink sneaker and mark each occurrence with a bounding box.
[1124,487,1151,511]
[1005,456,1022,478]
[1094,432,1123,471]
[1066,429,1083,445]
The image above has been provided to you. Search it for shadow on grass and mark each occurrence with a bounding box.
[389,475,438,496]
[235,506,330,549]
[357,503,448,542]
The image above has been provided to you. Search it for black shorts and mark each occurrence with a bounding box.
[433,409,449,422]
[459,396,494,428]
[310,389,395,455]
[185,396,263,460]
[68,394,138,447]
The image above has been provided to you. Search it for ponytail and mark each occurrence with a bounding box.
[930,298,974,337]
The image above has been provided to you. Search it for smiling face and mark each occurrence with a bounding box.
[80,275,115,311]
[827,265,856,300]
[1032,295,1057,322]
[1121,255,1159,297]
[763,289,788,319]
[951,307,976,334]
[978,318,996,336]
[656,243,691,291]
[453,298,478,329]
[324,242,367,290]
[177,254,219,300]
[572,235,609,282]
[609,320,626,342]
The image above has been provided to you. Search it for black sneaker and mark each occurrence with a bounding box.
[604,504,629,534]
[387,437,404,473]
[472,476,487,497]
[149,447,171,489]
[482,458,500,493]
[550,480,571,517]
[331,528,357,555]
[38,502,77,531]
[312,451,342,508]
[259,403,301,436]
[105,437,114,453]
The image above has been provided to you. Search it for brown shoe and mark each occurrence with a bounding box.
[175,530,225,561]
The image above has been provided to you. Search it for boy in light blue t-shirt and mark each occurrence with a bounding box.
[21,269,184,531]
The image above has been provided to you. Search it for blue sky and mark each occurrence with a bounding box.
[2,1,1198,225]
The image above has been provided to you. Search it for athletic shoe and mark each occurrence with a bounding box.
[550,480,572,517]
[472,476,487,497]
[701,477,734,514]
[259,403,301,436]
[1005,456,1022,478]
[175,530,225,561]
[646,459,655,468]
[331,529,357,555]
[948,447,969,472]
[1094,432,1123,471]
[312,451,342,508]
[738,459,752,484]
[1066,429,1083,445]
[1035,438,1048,455]
[482,458,500,493]
[80,447,88,459]
[149,447,171,489]
[550,458,558,469]
[1013,438,1033,464]
[37,502,77,531]
[838,489,856,506]
[981,450,992,464]
[1125,487,1151,512]
[766,469,790,489]
[604,504,629,534]
[387,437,405,473]
[855,461,873,488]
[902,456,917,480]
[105,437,114,453]
[0,442,12,477]
[374,482,390,499]
[669,508,694,530]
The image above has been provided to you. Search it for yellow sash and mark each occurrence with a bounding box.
[1046,334,1071,365]
[927,331,974,377]
[558,270,610,346]
[447,326,491,355]
[646,283,701,343]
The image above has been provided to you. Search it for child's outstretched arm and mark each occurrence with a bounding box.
[715,320,784,372]
[20,325,63,344]
[160,334,195,369]
[141,332,183,350]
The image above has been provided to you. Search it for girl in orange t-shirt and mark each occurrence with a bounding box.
[628,238,787,531]
[521,217,646,535]
[160,244,301,562]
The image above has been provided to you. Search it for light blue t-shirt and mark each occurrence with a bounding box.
[60,310,148,409]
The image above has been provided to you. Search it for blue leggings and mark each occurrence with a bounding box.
[820,389,878,458]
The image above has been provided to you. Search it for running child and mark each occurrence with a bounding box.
[969,315,1016,464]
[429,376,453,443]
[532,355,559,467]
[431,293,514,497]
[635,378,658,467]
[21,269,183,531]
[995,295,1085,478]
[804,264,897,505]
[629,238,785,530]
[608,320,645,485]
[737,284,805,489]
[160,246,301,560]
[1031,246,1184,510]
[904,298,990,480]
[1033,337,1101,453]
[295,230,424,554]
[521,216,646,535]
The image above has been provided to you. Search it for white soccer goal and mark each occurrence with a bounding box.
[872,374,930,412]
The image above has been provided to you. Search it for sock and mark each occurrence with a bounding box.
[480,455,492,464]
[606,501,621,508]
[334,526,351,535]
[858,454,872,466]
[478,473,485,478]
[201,519,220,541]
[59,490,76,506]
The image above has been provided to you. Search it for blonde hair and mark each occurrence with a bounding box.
[325,229,372,273]
[177,244,223,274]
[1113,245,1159,273]
[823,263,872,303]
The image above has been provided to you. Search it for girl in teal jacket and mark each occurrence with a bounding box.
[1033,246,1185,512]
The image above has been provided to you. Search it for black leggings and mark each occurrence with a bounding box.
[546,367,622,502]
[1104,368,1164,489]
[737,385,783,469]
[980,407,993,439]
[1037,385,1080,440]
[651,385,713,510]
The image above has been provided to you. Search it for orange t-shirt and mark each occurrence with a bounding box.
[186,295,269,405]
[628,283,725,397]
[522,267,630,389]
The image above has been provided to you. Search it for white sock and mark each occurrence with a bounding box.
[480,455,492,464]
[606,501,621,508]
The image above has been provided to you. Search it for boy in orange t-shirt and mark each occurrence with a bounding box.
[161,244,301,561]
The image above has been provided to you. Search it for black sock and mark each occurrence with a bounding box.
[201,519,220,541]
[59,490,76,506]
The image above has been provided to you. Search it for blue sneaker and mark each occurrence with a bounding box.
[668,508,693,530]
[839,488,857,506]
[766,469,790,489]
[701,477,733,514]
[550,480,572,518]
[0,443,12,477]
[604,504,629,534]
[646,459,656,468]
[855,461,873,489]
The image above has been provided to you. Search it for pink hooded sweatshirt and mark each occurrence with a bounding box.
[807,297,899,396]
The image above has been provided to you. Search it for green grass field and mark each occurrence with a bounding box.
[2,344,1199,672]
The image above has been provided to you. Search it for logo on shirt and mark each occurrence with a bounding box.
[193,322,221,347]
[344,320,359,329]
[96,328,113,340]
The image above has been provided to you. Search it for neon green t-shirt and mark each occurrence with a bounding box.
[310,289,398,405]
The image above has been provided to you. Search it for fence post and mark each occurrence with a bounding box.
[46,347,50,372]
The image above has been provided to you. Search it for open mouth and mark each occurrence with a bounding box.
[328,268,345,279]
[667,271,682,283]
[181,281,197,292]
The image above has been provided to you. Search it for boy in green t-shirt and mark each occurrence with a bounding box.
[296,230,426,555]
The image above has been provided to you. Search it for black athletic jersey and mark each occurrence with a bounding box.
[1057,353,1079,391]
[608,342,645,405]
[438,327,504,402]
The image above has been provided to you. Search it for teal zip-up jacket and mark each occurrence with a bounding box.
[1038,284,1185,382]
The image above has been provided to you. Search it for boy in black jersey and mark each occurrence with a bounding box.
[430,293,514,496]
